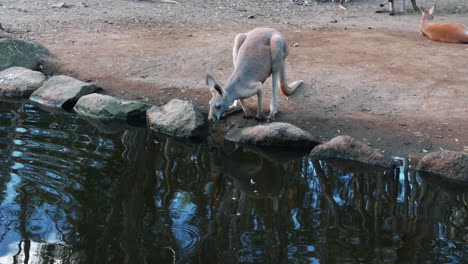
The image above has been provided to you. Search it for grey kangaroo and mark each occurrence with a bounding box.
[380,0,419,15]
[206,28,304,122]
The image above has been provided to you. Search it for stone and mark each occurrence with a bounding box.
[0,67,46,98]
[417,150,468,183]
[225,122,320,148]
[51,2,72,8]
[30,75,99,110]
[146,99,207,138]
[74,93,150,123]
[310,135,396,168]
[0,30,10,39]
[0,39,50,71]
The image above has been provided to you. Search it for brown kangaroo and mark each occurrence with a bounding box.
[419,5,468,44]
[206,28,304,122]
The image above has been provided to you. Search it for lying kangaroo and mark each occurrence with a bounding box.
[419,5,468,44]
[380,0,418,15]
[206,28,304,122]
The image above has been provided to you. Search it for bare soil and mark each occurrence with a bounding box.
[1,0,467,157]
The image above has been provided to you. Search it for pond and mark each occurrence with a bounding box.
[0,100,466,263]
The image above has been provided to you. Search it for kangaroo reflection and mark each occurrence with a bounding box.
[204,143,305,263]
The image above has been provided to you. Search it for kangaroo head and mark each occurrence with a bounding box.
[206,75,229,121]
[420,5,436,21]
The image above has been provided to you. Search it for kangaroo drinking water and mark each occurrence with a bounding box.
[419,5,468,44]
[206,28,304,122]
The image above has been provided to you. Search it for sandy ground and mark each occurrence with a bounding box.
[1,0,467,157]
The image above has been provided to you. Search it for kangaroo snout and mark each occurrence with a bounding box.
[208,112,221,122]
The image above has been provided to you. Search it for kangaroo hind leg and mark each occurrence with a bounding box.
[268,34,285,122]
[400,0,406,13]
[410,0,418,11]
[269,34,302,121]
[271,36,304,99]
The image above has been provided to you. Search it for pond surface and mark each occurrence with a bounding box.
[0,100,466,264]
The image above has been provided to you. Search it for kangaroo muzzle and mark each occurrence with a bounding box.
[208,112,221,122]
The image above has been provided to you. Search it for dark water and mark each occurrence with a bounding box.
[0,101,466,264]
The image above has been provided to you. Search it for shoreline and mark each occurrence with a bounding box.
[1,0,467,158]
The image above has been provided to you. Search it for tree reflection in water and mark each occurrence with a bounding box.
[0,101,466,264]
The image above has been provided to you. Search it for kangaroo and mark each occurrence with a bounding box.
[379,0,418,15]
[206,28,304,122]
[419,5,468,44]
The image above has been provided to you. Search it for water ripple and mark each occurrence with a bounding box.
[171,224,201,256]
[0,101,121,254]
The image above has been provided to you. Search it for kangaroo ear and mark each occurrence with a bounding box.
[419,6,425,14]
[206,74,224,97]
[429,4,436,15]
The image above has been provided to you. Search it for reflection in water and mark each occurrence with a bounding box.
[0,101,466,264]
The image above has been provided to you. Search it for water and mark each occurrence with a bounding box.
[0,100,466,264]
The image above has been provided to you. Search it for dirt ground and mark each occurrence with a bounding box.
[1,0,467,158]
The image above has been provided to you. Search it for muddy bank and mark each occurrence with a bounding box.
[42,26,468,158]
[1,0,467,157]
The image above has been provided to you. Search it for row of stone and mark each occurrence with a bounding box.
[229,126,467,185]
[1,66,466,184]
[0,38,466,184]
[0,66,207,137]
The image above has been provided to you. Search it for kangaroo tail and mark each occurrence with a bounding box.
[279,63,303,96]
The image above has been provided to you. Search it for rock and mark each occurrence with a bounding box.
[74,93,150,123]
[30,75,99,110]
[417,151,468,183]
[146,99,207,138]
[225,122,320,148]
[0,67,46,99]
[0,23,10,39]
[0,39,50,71]
[0,31,10,39]
[51,2,72,8]
[310,135,395,168]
